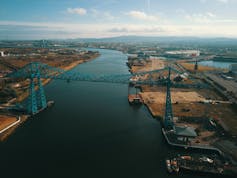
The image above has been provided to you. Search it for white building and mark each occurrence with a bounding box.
[230,64,237,73]
[165,50,200,57]
[0,51,5,57]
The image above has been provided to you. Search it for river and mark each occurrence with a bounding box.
[0,49,217,178]
[197,60,236,69]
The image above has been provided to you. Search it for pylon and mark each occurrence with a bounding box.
[28,77,37,115]
[164,67,174,129]
[37,73,47,110]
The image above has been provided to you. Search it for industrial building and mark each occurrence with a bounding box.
[230,64,237,73]
[0,51,5,57]
[165,50,200,58]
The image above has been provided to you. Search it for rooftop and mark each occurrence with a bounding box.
[175,125,197,137]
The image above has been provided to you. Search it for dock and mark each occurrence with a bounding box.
[128,94,143,104]
[162,128,223,155]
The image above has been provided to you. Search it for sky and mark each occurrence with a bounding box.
[0,0,237,39]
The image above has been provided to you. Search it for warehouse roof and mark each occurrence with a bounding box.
[175,126,197,137]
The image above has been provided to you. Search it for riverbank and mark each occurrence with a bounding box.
[127,55,237,166]
[0,52,100,141]
[0,114,28,141]
[0,115,18,131]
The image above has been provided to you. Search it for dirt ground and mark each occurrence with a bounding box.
[140,86,237,136]
[0,48,99,69]
[0,115,17,130]
[131,59,165,73]
[0,115,28,141]
[140,91,205,104]
[179,62,215,72]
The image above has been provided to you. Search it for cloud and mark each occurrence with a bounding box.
[0,21,237,39]
[184,12,237,25]
[206,12,216,18]
[200,0,229,3]
[90,9,115,21]
[217,0,229,3]
[108,27,129,33]
[108,26,166,33]
[107,24,237,37]
[67,8,87,15]
[185,12,216,23]
[126,10,158,21]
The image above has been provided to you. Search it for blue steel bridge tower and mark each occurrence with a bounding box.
[7,62,50,115]
[164,67,174,130]
[28,63,47,115]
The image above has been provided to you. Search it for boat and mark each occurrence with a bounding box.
[180,155,191,160]
[128,94,143,105]
[166,159,172,173]
[168,154,225,176]
[171,158,179,173]
[47,100,55,107]
[166,158,179,173]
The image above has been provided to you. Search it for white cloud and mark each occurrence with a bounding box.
[90,9,115,21]
[200,0,229,3]
[0,21,237,39]
[67,8,87,15]
[206,12,216,18]
[108,26,166,34]
[126,10,158,21]
[185,12,216,23]
[217,0,229,3]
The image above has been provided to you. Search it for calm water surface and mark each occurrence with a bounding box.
[0,49,218,178]
[198,60,236,69]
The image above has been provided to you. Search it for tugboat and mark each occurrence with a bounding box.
[47,100,55,107]
[166,158,179,173]
[166,159,172,173]
[128,81,143,105]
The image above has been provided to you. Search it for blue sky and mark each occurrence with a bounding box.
[0,0,237,39]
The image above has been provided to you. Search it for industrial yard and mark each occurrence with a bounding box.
[126,46,237,170]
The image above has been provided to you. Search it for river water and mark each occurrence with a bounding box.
[0,49,217,178]
[198,60,236,69]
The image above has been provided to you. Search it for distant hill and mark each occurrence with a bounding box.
[73,36,237,44]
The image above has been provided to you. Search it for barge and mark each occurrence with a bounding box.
[128,94,143,104]
[165,154,236,176]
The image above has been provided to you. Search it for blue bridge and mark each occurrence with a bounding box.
[6,62,207,129]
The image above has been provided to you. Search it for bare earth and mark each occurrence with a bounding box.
[141,91,205,104]
[131,59,165,73]
[179,62,215,72]
[0,115,17,130]
[140,86,237,136]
